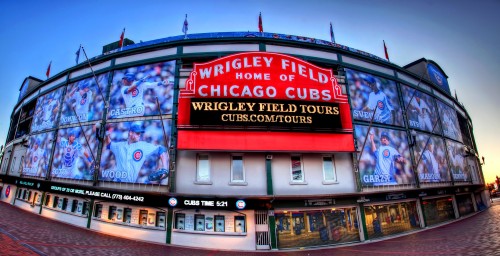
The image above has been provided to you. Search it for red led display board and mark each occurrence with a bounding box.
[178,52,354,152]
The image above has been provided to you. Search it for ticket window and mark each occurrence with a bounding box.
[71,200,78,212]
[94,204,103,218]
[123,208,132,223]
[77,202,83,214]
[57,198,64,209]
[215,215,225,232]
[195,214,205,231]
[27,191,32,201]
[108,206,117,221]
[62,198,68,210]
[235,216,246,233]
[148,212,156,226]
[116,209,123,221]
[176,213,185,230]
[45,195,51,206]
[139,210,148,226]
[32,192,38,205]
[82,202,89,216]
[35,193,41,204]
[53,196,59,208]
[157,212,166,228]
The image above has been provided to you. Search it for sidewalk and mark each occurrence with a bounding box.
[1,201,499,256]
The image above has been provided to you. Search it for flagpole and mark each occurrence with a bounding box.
[183,14,188,39]
[81,46,108,109]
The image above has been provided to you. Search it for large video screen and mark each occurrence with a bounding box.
[413,132,450,183]
[354,125,414,186]
[446,140,469,182]
[50,125,98,180]
[60,73,109,125]
[22,132,55,177]
[401,85,441,133]
[31,87,64,132]
[347,69,403,126]
[108,61,175,119]
[100,120,171,184]
[436,100,462,142]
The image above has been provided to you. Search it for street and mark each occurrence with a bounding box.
[1,200,499,256]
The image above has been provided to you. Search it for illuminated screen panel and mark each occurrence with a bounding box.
[436,100,462,142]
[107,61,175,119]
[355,125,414,186]
[50,125,98,180]
[178,52,353,152]
[22,132,55,178]
[401,85,441,134]
[346,69,403,126]
[100,119,171,185]
[446,139,469,182]
[413,132,450,183]
[60,73,109,125]
[31,87,64,133]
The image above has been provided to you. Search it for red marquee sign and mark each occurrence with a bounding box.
[178,52,354,152]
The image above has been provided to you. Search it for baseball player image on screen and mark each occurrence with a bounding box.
[362,76,394,125]
[441,108,460,140]
[52,131,93,179]
[33,95,60,131]
[109,73,170,118]
[23,139,46,177]
[408,92,433,131]
[64,80,93,123]
[103,122,169,184]
[419,141,442,182]
[368,131,404,185]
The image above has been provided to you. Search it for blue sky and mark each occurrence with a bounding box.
[0,0,499,182]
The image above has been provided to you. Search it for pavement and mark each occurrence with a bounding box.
[1,199,500,256]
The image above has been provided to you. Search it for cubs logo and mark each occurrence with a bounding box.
[377,100,385,110]
[133,149,143,161]
[236,200,246,210]
[33,156,39,163]
[131,88,139,97]
[80,98,87,105]
[168,197,178,207]
[67,148,71,152]
[433,71,443,85]
[382,149,390,158]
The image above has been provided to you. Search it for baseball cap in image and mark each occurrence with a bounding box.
[380,132,390,140]
[129,123,145,133]
[362,75,376,85]
[78,80,91,90]
[122,73,136,82]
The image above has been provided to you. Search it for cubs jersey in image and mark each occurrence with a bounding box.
[411,99,432,130]
[374,145,400,178]
[30,148,45,167]
[42,100,58,122]
[120,81,163,118]
[422,149,440,180]
[367,91,393,124]
[57,138,83,178]
[71,90,93,121]
[25,147,44,175]
[109,141,162,183]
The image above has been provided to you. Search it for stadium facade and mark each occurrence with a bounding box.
[0,32,489,251]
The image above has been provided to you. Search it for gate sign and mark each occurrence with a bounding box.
[178,52,354,152]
